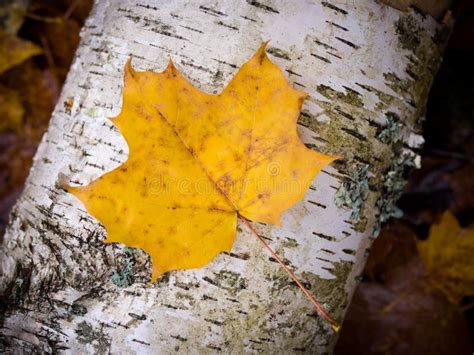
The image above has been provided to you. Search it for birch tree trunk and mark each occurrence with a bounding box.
[0,0,451,353]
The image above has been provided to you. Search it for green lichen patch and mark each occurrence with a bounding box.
[334,164,369,225]
[110,247,141,287]
[377,112,402,144]
[75,321,111,354]
[281,238,299,249]
[395,15,422,51]
[212,270,248,293]
[373,151,418,236]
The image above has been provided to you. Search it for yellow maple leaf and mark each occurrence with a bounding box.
[69,44,336,281]
[417,210,474,304]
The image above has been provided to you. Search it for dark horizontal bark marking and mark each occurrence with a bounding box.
[128,312,146,320]
[136,4,158,11]
[199,5,227,17]
[111,320,130,329]
[226,297,239,303]
[216,20,239,31]
[237,310,248,315]
[307,200,327,208]
[149,27,188,41]
[342,248,355,255]
[163,304,179,310]
[180,25,204,34]
[132,338,151,346]
[246,0,279,14]
[310,53,331,64]
[312,232,336,242]
[327,52,342,59]
[180,60,215,74]
[207,344,223,351]
[211,58,237,69]
[91,47,109,53]
[364,117,383,129]
[406,68,419,81]
[321,1,348,15]
[171,335,188,342]
[314,39,337,51]
[341,127,367,141]
[313,136,329,143]
[321,248,335,255]
[202,294,218,301]
[294,82,306,88]
[316,256,332,263]
[326,20,348,31]
[204,318,224,326]
[299,111,313,120]
[290,279,311,289]
[335,36,360,49]
[334,107,355,121]
[293,347,306,352]
[267,47,291,60]
[240,15,257,22]
[342,231,351,236]
[229,252,250,260]
[85,162,106,170]
[202,276,218,286]
[342,86,362,96]
[285,69,302,77]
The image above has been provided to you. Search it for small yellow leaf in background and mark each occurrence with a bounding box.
[417,210,474,304]
[0,30,42,75]
[0,84,24,133]
[70,44,336,281]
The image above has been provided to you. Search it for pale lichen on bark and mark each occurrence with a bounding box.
[0,0,449,353]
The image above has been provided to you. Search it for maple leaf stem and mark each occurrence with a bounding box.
[238,214,341,332]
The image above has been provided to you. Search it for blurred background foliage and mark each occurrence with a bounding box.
[0,0,93,234]
[336,1,474,353]
[0,1,472,353]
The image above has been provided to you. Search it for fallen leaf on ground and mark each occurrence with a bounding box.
[0,30,42,75]
[335,220,473,355]
[417,210,474,303]
[0,85,24,133]
[70,44,336,280]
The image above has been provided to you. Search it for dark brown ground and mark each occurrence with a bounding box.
[0,1,472,353]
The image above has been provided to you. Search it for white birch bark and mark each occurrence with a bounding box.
[0,0,450,353]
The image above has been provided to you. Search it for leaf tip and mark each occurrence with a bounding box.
[150,263,163,283]
[125,56,135,75]
[256,41,270,62]
[165,57,178,75]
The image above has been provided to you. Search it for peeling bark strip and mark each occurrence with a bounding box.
[0,0,448,353]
